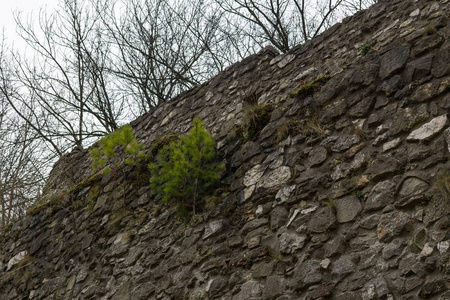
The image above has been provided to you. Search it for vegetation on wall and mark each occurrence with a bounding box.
[89,125,146,172]
[149,118,223,218]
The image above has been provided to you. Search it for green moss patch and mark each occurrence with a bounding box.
[290,75,331,98]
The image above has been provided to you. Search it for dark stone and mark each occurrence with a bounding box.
[308,146,328,167]
[381,75,404,96]
[334,292,363,300]
[365,154,402,181]
[374,275,389,298]
[294,260,322,288]
[349,96,375,117]
[377,211,413,242]
[404,53,434,82]
[209,276,228,297]
[308,206,336,233]
[382,239,405,260]
[263,276,284,299]
[379,46,410,79]
[331,135,361,152]
[412,34,445,58]
[321,98,348,121]
[270,206,288,230]
[332,255,356,278]
[432,42,450,77]
[359,214,380,230]
[311,283,336,299]
[419,279,448,298]
[365,180,396,212]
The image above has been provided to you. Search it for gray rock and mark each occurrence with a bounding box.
[279,230,306,254]
[397,177,429,205]
[244,165,265,187]
[308,146,328,166]
[407,114,447,141]
[419,279,448,298]
[275,185,296,203]
[365,154,401,181]
[270,206,288,230]
[444,127,450,153]
[332,255,356,277]
[263,276,284,300]
[203,219,227,240]
[325,235,346,257]
[335,195,362,223]
[7,251,28,271]
[365,180,396,212]
[251,261,275,278]
[379,46,410,79]
[374,275,389,297]
[258,166,291,188]
[377,211,412,242]
[233,280,262,300]
[208,276,228,297]
[295,260,322,288]
[308,206,336,233]
[382,138,401,152]
[277,54,295,68]
[382,239,405,260]
[349,96,375,118]
[381,75,403,96]
[331,135,361,152]
[359,214,380,230]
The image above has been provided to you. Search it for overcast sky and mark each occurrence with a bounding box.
[1,0,58,45]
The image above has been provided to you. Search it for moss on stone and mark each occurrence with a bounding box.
[238,103,276,141]
[289,75,330,98]
[150,135,180,158]
[108,209,131,229]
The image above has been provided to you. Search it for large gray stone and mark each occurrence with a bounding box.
[295,260,322,288]
[407,114,447,141]
[270,206,288,230]
[308,146,328,167]
[244,165,265,187]
[365,180,396,212]
[331,134,361,152]
[379,46,410,79]
[377,211,413,242]
[397,177,429,207]
[203,219,228,240]
[332,255,356,277]
[263,276,284,300]
[258,166,291,188]
[233,280,262,300]
[7,251,28,271]
[335,195,362,223]
[279,231,307,254]
[308,206,336,233]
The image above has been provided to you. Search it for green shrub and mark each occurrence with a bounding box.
[360,43,371,56]
[89,125,146,172]
[149,118,223,217]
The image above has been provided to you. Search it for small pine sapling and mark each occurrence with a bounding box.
[149,118,223,217]
[89,125,146,172]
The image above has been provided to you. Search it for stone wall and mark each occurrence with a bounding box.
[1,0,450,299]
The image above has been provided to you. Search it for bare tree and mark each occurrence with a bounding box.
[96,0,225,112]
[9,0,124,150]
[0,88,47,227]
[216,0,377,53]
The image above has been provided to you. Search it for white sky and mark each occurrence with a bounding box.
[1,0,58,46]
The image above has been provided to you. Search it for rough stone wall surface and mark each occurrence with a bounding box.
[1,0,450,299]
